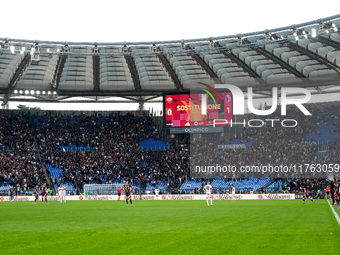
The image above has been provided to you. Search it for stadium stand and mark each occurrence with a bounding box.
[139,139,170,150]
[0,101,338,196]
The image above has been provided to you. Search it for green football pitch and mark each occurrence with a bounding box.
[0,199,339,255]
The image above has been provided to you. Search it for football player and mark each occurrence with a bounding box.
[124,181,133,206]
[203,181,213,206]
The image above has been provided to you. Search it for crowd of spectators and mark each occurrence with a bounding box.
[283,178,326,193]
[282,178,339,200]
[35,112,189,193]
[0,110,47,194]
[191,103,340,180]
[0,102,339,195]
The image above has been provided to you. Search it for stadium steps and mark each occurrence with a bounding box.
[139,139,170,150]
[46,163,62,182]
[179,178,273,193]
[0,184,11,195]
[305,118,340,144]
[260,179,276,192]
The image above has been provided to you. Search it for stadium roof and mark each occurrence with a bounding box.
[1,14,340,106]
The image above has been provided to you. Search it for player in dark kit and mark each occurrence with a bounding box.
[34,185,39,204]
[40,183,48,204]
[335,182,340,205]
[330,181,335,204]
[302,187,315,204]
[9,186,15,202]
[124,181,133,206]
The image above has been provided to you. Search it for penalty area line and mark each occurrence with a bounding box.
[327,199,340,227]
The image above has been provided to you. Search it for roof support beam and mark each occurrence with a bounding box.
[143,95,162,101]
[287,42,340,73]
[2,53,31,106]
[187,45,220,81]
[312,35,340,50]
[308,36,340,93]
[119,96,139,102]
[158,53,183,91]
[242,39,306,79]
[52,55,67,89]
[9,53,31,89]
[215,42,267,86]
[93,50,100,92]
[125,56,142,92]
[5,98,163,104]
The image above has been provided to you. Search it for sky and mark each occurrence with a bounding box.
[1,0,339,111]
[2,0,339,43]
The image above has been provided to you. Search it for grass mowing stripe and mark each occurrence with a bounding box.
[0,200,339,255]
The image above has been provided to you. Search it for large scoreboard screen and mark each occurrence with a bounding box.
[164,92,232,127]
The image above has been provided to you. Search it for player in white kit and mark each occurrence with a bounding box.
[231,184,236,202]
[57,185,62,202]
[58,184,67,203]
[61,185,67,203]
[154,188,160,200]
[203,181,213,206]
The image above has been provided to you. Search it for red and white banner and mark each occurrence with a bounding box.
[0,193,295,202]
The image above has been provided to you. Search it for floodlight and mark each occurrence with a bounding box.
[311,28,317,38]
